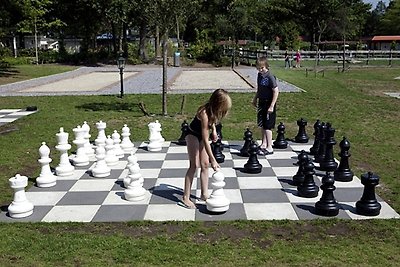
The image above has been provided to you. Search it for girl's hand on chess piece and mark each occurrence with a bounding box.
[211,160,220,171]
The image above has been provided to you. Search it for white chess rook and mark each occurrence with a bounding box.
[72,126,90,166]
[120,124,134,153]
[36,142,57,188]
[8,174,34,218]
[91,146,111,178]
[55,127,75,176]
[206,170,230,213]
[124,164,146,201]
[82,121,95,157]
[95,120,107,147]
[112,130,124,158]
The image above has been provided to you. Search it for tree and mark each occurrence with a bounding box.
[378,0,400,35]
[147,0,199,116]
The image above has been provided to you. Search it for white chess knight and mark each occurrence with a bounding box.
[36,142,57,188]
[91,146,111,178]
[8,174,34,218]
[206,170,230,213]
[120,124,134,153]
[123,152,143,188]
[55,127,75,177]
[124,164,147,201]
[147,120,164,152]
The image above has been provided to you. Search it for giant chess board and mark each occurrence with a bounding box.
[1,140,399,222]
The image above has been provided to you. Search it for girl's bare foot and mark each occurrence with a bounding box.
[182,198,196,209]
[200,194,209,201]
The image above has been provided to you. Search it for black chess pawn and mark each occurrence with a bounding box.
[178,120,189,145]
[314,122,327,163]
[319,123,338,172]
[315,172,340,216]
[334,137,354,182]
[240,128,253,157]
[212,138,225,163]
[309,119,322,155]
[356,172,381,216]
[273,122,288,149]
[297,159,319,198]
[243,141,262,174]
[292,150,308,186]
[294,118,309,143]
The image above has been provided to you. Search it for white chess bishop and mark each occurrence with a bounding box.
[8,174,34,218]
[206,170,230,213]
[36,142,57,188]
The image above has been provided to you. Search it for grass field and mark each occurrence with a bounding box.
[0,63,399,266]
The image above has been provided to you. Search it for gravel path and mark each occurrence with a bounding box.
[0,65,302,96]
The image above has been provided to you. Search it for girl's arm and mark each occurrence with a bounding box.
[199,110,220,170]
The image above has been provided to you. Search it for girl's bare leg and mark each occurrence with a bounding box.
[199,141,209,201]
[183,135,199,208]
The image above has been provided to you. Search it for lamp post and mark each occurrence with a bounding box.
[117,55,126,98]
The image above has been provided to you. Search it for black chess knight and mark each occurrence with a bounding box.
[178,120,189,145]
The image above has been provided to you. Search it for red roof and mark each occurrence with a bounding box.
[372,36,400,41]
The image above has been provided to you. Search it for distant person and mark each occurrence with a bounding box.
[284,50,291,69]
[295,49,301,68]
[252,56,279,155]
[183,89,232,209]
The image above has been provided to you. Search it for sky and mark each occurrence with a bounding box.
[363,0,391,9]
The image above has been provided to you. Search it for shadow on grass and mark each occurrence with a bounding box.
[76,102,138,112]
[0,65,19,78]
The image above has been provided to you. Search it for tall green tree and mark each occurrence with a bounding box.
[378,0,400,35]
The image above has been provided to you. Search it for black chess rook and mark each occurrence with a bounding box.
[356,172,381,216]
[211,138,225,163]
[273,122,288,149]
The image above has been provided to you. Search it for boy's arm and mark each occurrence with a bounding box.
[268,86,279,113]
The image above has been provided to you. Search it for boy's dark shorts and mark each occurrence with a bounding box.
[257,100,276,130]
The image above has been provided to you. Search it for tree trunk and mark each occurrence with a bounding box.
[342,37,346,72]
[162,32,168,116]
[122,22,128,57]
[155,26,161,58]
[111,22,117,55]
[139,22,148,61]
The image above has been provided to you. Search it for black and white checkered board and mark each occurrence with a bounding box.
[0,109,37,126]
[1,140,399,222]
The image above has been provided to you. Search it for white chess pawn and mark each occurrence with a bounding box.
[72,125,90,166]
[36,142,57,188]
[91,146,111,178]
[124,164,147,201]
[206,170,230,213]
[120,124,134,153]
[82,121,95,157]
[95,120,107,147]
[112,130,124,158]
[8,174,34,218]
[55,127,75,177]
[105,135,119,167]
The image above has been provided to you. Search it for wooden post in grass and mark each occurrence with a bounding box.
[180,95,186,115]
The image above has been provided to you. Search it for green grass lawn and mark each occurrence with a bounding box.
[0,63,399,266]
